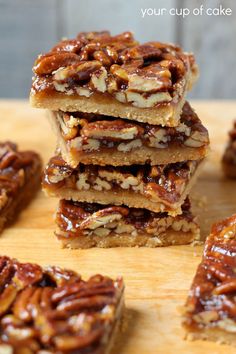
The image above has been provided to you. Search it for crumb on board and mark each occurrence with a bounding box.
[191,194,208,208]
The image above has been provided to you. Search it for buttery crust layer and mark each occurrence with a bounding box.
[183,213,236,346]
[30,31,198,126]
[0,256,124,353]
[0,142,42,232]
[55,199,200,249]
[43,157,203,214]
[59,229,198,249]
[48,101,209,167]
[31,88,187,126]
[58,144,208,168]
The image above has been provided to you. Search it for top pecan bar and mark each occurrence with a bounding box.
[0,256,124,353]
[183,213,236,345]
[30,31,198,126]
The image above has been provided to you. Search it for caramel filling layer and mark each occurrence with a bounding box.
[43,156,200,205]
[55,102,209,153]
[56,198,198,239]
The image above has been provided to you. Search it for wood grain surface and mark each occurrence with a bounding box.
[0,100,236,353]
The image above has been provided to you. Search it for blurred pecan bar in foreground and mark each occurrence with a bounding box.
[183,213,236,345]
[222,120,236,178]
[0,142,42,232]
[56,198,199,248]
[0,256,124,353]
[49,102,209,167]
[43,156,203,215]
[30,31,198,127]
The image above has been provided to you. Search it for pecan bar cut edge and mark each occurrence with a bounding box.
[43,156,204,215]
[55,199,200,249]
[47,102,209,168]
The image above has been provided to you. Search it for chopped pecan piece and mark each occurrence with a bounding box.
[0,256,124,353]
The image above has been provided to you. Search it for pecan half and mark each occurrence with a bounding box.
[34,53,81,75]
[80,119,143,140]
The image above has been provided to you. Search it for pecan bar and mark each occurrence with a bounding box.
[49,101,209,167]
[0,256,124,353]
[222,120,236,178]
[183,213,236,346]
[0,142,42,232]
[30,31,198,127]
[43,156,203,215]
[55,198,199,248]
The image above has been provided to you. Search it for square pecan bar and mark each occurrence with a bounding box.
[43,156,203,215]
[222,120,236,178]
[49,102,209,168]
[183,213,236,345]
[0,142,42,232]
[30,31,198,127]
[55,198,199,248]
[0,256,124,353]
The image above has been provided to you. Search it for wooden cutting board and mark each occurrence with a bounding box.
[0,100,236,354]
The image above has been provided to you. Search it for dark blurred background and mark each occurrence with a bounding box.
[0,0,235,98]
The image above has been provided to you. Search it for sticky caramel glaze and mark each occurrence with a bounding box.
[56,198,194,239]
[0,142,39,194]
[42,155,199,204]
[31,31,196,100]
[56,101,209,148]
[0,142,42,209]
[184,214,236,331]
[0,256,124,353]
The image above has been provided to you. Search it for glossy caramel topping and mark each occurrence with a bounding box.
[184,214,236,330]
[32,31,197,105]
[56,102,209,150]
[43,156,199,204]
[0,142,41,210]
[0,256,123,353]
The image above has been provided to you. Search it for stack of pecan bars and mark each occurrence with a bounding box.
[30,31,209,248]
